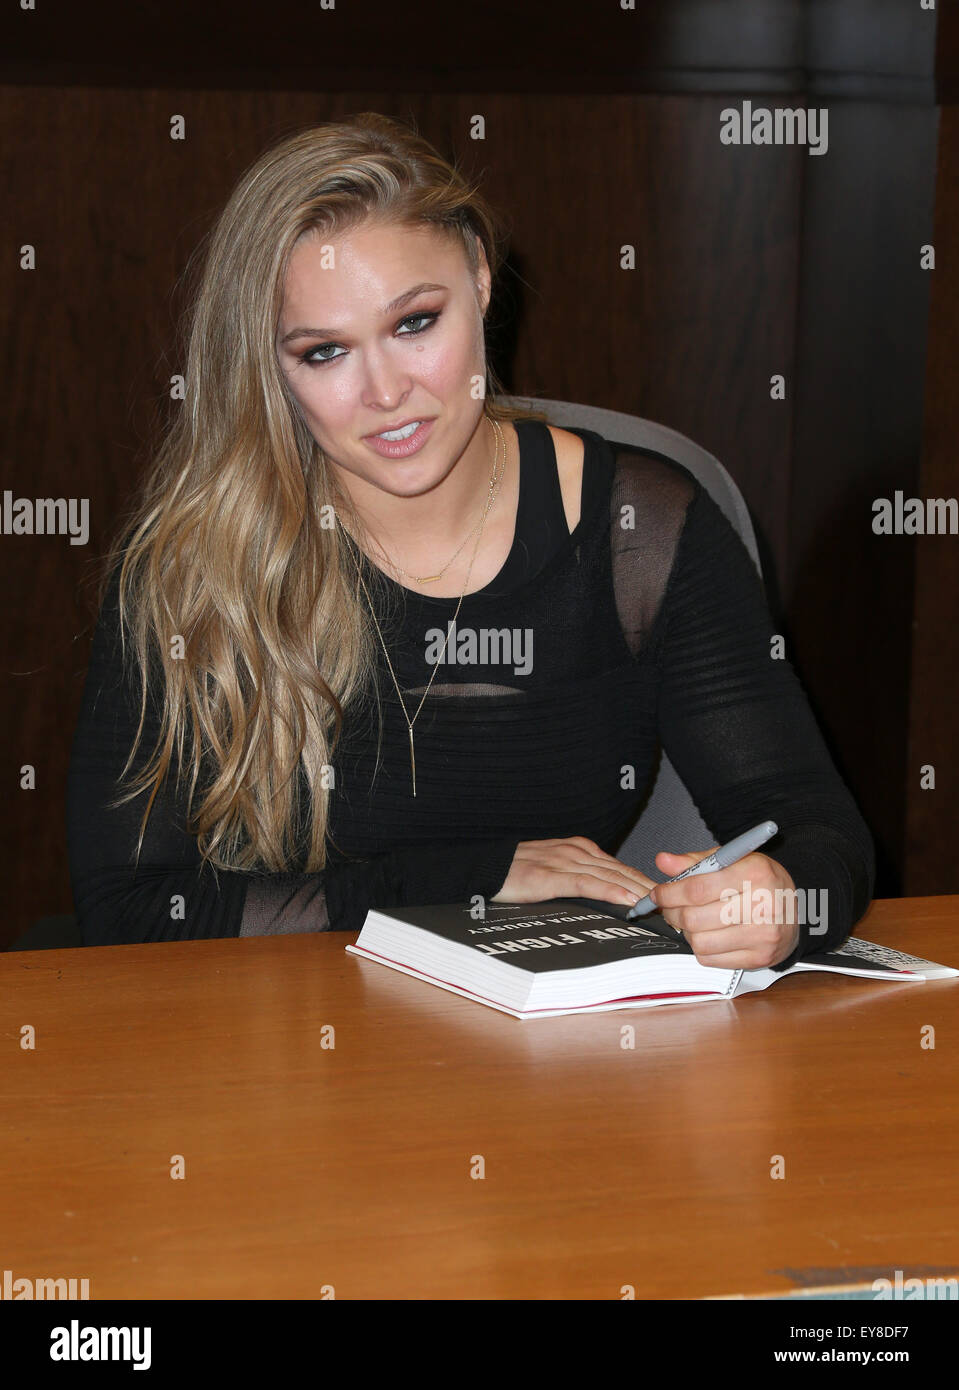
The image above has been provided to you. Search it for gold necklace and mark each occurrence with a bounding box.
[371,421,509,585]
[389,525,482,584]
[345,416,506,797]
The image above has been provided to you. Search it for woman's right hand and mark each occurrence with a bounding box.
[491,836,656,911]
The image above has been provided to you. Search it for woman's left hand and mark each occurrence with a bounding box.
[647,848,800,969]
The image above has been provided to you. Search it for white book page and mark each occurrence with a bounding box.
[794,935,958,979]
[346,944,735,1018]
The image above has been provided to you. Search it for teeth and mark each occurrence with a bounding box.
[378,421,422,441]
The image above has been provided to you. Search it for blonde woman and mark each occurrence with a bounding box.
[66,113,874,970]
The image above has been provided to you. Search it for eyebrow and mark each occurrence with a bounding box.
[279,282,448,346]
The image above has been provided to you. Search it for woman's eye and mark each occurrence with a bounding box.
[300,311,439,366]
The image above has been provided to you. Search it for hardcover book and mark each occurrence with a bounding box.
[345,897,959,1020]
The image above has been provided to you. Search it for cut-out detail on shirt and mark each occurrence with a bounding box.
[403,682,525,698]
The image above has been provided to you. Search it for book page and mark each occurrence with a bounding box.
[800,935,958,977]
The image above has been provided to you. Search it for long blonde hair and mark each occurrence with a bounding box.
[97,112,550,874]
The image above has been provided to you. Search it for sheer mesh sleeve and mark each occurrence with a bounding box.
[610,452,876,972]
[609,451,698,659]
[66,571,520,945]
[239,875,331,936]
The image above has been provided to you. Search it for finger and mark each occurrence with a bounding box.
[651,849,717,902]
[515,842,653,893]
[563,867,658,908]
[655,900,730,938]
[584,858,657,895]
[652,865,736,912]
[514,840,657,901]
[559,842,657,894]
[685,946,781,971]
[657,875,740,916]
[653,848,718,879]
[683,919,791,968]
[656,847,719,864]
[679,921,751,957]
[519,834,653,889]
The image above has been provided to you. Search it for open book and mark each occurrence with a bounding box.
[345,897,959,1019]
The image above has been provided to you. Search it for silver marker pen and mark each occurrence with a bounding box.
[626,820,780,923]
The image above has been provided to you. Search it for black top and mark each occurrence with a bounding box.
[66,419,876,972]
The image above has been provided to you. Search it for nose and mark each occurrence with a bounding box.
[361,349,414,416]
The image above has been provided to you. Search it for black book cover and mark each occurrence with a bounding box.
[367,897,695,974]
[366,899,924,979]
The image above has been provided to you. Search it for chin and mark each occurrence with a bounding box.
[356,440,455,487]
[376,463,451,496]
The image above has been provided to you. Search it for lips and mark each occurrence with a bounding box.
[365,417,432,438]
[362,417,436,458]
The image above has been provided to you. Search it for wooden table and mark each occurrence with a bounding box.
[2,896,958,1300]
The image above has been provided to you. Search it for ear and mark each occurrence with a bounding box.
[474,235,492,316]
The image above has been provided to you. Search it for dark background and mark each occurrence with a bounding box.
[1,0,956,948]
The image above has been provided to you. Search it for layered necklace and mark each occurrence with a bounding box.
[343,416,507,796]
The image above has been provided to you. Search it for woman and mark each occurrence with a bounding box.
[66,112,875,970]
